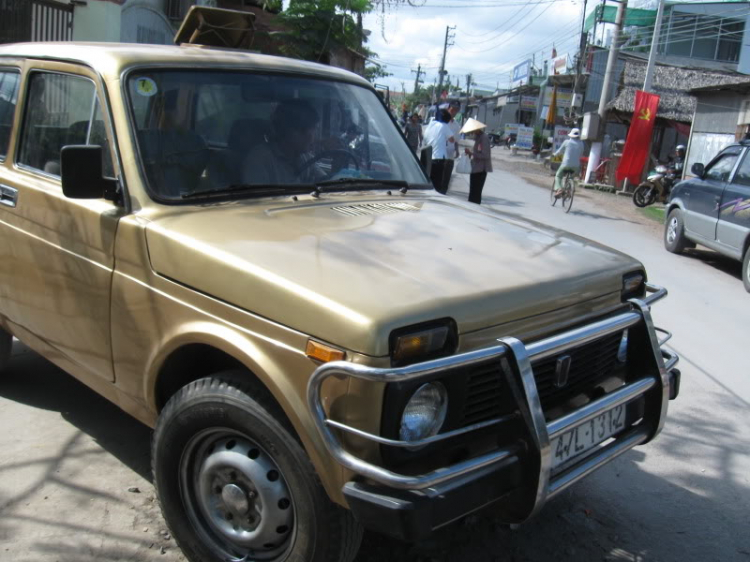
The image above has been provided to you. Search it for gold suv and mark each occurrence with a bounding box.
[0,42,680,562]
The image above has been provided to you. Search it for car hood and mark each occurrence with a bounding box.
[145,194,642,356]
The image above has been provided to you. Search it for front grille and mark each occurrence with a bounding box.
[460,331,623,424]
[461,361,505,426]
[532,331,622,410]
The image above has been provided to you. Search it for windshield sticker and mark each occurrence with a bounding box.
[134,77,158,97]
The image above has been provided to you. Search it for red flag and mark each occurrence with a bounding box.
[616,90,660,185]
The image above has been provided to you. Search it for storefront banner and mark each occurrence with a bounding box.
[516,126,535,149]
[520,95,538,110]
[616,90,661,184]
[504,123,520,136]
[543,87,573,108]
[554,125,572,151]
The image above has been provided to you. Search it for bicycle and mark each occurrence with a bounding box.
[550,169,576,213]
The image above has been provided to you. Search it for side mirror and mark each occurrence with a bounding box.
[61,145,118,200]
[691,162,705,178]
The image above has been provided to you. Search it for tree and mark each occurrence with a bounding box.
[275,0,372,66]
[363,61,392,83]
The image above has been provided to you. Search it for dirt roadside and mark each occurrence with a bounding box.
[464,143,666,242]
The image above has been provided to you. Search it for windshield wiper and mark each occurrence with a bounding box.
[181,183,313,200]
[315,178,411,193]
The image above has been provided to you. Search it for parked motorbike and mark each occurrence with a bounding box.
[488,130,502,148]
[632,165,676,207]
[504,133,517,150]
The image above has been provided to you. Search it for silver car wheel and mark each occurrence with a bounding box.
[180,429,294,560]
[666,217,678,244]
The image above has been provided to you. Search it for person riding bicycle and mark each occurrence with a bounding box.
[553,128,584,197]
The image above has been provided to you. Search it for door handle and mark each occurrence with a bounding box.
[0,185,17,208]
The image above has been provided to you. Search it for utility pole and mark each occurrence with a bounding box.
[584,0,627,184]
[643,0,665,91]
[465,73,472,97]
[437,25,456,100]
[573,0,589,103]
[411,64,424,94]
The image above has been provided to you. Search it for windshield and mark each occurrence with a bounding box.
[126,70,428,200]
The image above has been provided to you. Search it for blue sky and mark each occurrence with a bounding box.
[361,0,588,94]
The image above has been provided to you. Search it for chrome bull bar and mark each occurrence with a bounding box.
[307,283,678,516]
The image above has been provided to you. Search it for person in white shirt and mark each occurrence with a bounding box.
[553,128,584,196]
[422,108,455,193]
[440,101,462,193]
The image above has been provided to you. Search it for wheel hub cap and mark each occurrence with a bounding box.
[186,434,294,557]
[222,483,250,516]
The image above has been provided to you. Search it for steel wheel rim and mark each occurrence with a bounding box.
[667,217,678,244]
[180,428,295,561]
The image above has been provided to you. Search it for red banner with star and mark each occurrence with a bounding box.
[616,90,661,185]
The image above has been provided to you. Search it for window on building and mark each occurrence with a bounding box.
[662,10,745,63]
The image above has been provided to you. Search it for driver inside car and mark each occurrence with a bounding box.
[241,99,326,185]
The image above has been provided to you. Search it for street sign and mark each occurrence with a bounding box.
[516,126,534,149]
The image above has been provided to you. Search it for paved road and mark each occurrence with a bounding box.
[1,167,748,562]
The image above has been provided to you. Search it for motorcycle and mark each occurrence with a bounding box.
[504,133,517,150]
[488,130,502,148]
[632,165,677,207]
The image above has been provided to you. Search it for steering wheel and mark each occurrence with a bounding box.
[295,149,360,178]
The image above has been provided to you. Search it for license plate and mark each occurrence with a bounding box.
[551,404,626,470]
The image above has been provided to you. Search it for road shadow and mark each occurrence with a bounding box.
[567,207,640,225]
[0,340,153,481]
[354,401,750,562]
[681,248,742,282]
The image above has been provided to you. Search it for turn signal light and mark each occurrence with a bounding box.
[306,340,346,363]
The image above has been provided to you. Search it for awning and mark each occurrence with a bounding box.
[584,6,655,33]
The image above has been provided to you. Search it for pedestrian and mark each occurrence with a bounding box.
[403,113,423,153]
[422,108,455,193]
[553,128,584,197]
[439,101,462,194]
[460,118,493,204]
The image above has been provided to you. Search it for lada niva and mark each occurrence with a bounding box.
[0,41,680,562]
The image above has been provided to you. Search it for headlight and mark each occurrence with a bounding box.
[622,271,645,300]
[390,320,456,366]
[399,382,448,442]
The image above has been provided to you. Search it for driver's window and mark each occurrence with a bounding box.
[705,152,739,182]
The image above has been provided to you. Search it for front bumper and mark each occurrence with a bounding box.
[307,284,680,540]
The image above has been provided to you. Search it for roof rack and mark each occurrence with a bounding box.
[174,6,255,50]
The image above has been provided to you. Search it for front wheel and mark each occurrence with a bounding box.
[633,184,657,207]
[742,246,750,293]
[562,176,575,213]
[664,209,691,254]
[152,373,362,562]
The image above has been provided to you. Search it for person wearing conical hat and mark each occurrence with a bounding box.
[461,118,493,204]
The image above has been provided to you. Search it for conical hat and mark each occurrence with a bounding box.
[459,118,486,134]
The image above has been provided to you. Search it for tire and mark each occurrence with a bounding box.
[664,209,690,254]
[152,372,362,562]
[563,175,575,213]
[0,328,12,373]
[550,177,558,206]
[633,184,656,207]
[743,246,750,293]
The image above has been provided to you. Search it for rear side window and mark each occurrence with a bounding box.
[705,150,739,183]
[731,151,750,187]
[17,72,113,177]
[0,70,20,160]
